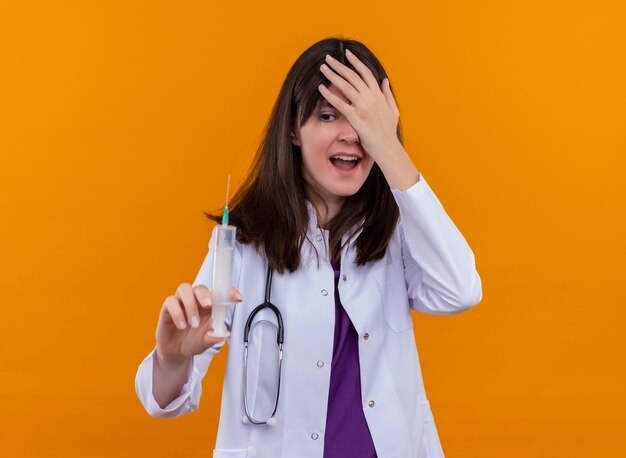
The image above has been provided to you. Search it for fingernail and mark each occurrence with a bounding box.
[345,49,352,56]
[202,298,212,307]
[178,320,187,329]
[234,291,243,301]
[325,54,334,61]
[191,316,199,329]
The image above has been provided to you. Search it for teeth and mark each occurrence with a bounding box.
[331,155,359,161]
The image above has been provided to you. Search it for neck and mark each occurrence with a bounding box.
[312,198,343,228]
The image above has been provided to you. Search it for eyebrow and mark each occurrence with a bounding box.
[319,101,334,109]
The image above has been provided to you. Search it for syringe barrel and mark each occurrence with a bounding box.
[212,224,237,306]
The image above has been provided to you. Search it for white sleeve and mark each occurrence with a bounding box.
[134,225,242,417]
[134,344,224,418]
[390,174,483,315]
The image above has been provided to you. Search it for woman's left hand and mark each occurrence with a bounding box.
[318,49,401,163]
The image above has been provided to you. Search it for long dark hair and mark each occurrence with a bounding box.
[205,36,405,274]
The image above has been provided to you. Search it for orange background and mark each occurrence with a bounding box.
[1,1,624,457]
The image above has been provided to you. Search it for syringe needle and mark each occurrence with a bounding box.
[225,174,231,208]
[222,175,231,226]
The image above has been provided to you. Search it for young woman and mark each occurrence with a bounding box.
[135,37,482,458]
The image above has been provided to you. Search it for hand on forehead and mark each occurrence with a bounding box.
[323,84,351,105]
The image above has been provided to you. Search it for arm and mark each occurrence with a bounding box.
[390,174,483,315]
[134,343,224,418]
[153,351,192,409]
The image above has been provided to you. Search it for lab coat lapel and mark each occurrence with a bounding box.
[337,228,383,336]
[303,199,382,334]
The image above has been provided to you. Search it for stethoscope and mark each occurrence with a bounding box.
[242,263,284,426]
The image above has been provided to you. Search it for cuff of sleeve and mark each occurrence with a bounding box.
[390,172,430,204]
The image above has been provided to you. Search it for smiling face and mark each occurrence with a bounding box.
[292,84,375,222]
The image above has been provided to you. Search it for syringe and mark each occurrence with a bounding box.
[207,175,236,338]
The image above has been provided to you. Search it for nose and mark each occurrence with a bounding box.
[338,119,360,144]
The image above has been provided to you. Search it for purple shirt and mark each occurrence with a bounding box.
[323,256,378,457]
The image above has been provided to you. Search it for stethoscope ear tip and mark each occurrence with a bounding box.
[242,416,250,424]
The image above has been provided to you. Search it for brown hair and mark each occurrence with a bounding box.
[204,36,405,274]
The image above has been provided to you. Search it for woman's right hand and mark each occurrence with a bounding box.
[155,283,243,362]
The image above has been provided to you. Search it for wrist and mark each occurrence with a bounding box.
[376,144,420,191]
[156,350,192,371]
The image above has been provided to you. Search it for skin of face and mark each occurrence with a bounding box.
[292,84,375,226]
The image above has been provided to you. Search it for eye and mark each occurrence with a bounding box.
[320,112,336,121]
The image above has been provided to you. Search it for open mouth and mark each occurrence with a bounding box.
[329,156,361,171]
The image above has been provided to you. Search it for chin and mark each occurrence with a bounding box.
[332,184,365,197]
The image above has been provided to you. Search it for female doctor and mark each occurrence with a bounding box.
[135,37,482,458]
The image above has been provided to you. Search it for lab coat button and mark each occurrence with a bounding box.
[315,235,322,241]
[368,400,375,408]
[321,289,328,296]
[311,433,319,440]
[342,274,347,281]
[363,332,369,340]
[317,360,324,367]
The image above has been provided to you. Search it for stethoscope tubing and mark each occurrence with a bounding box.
[242,263,284,426]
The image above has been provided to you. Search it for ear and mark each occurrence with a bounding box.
[291,132,301,147]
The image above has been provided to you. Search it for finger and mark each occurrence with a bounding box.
[323,54,368,94]
[231,287,244,302]
[318,83,354,119]
[344,49,379,90]
[320,62,360,104]
[382,78,400,116]
[175,282,201,329]
[193,284,213,310]
[201,333,226,350]
[163,296,188,330]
